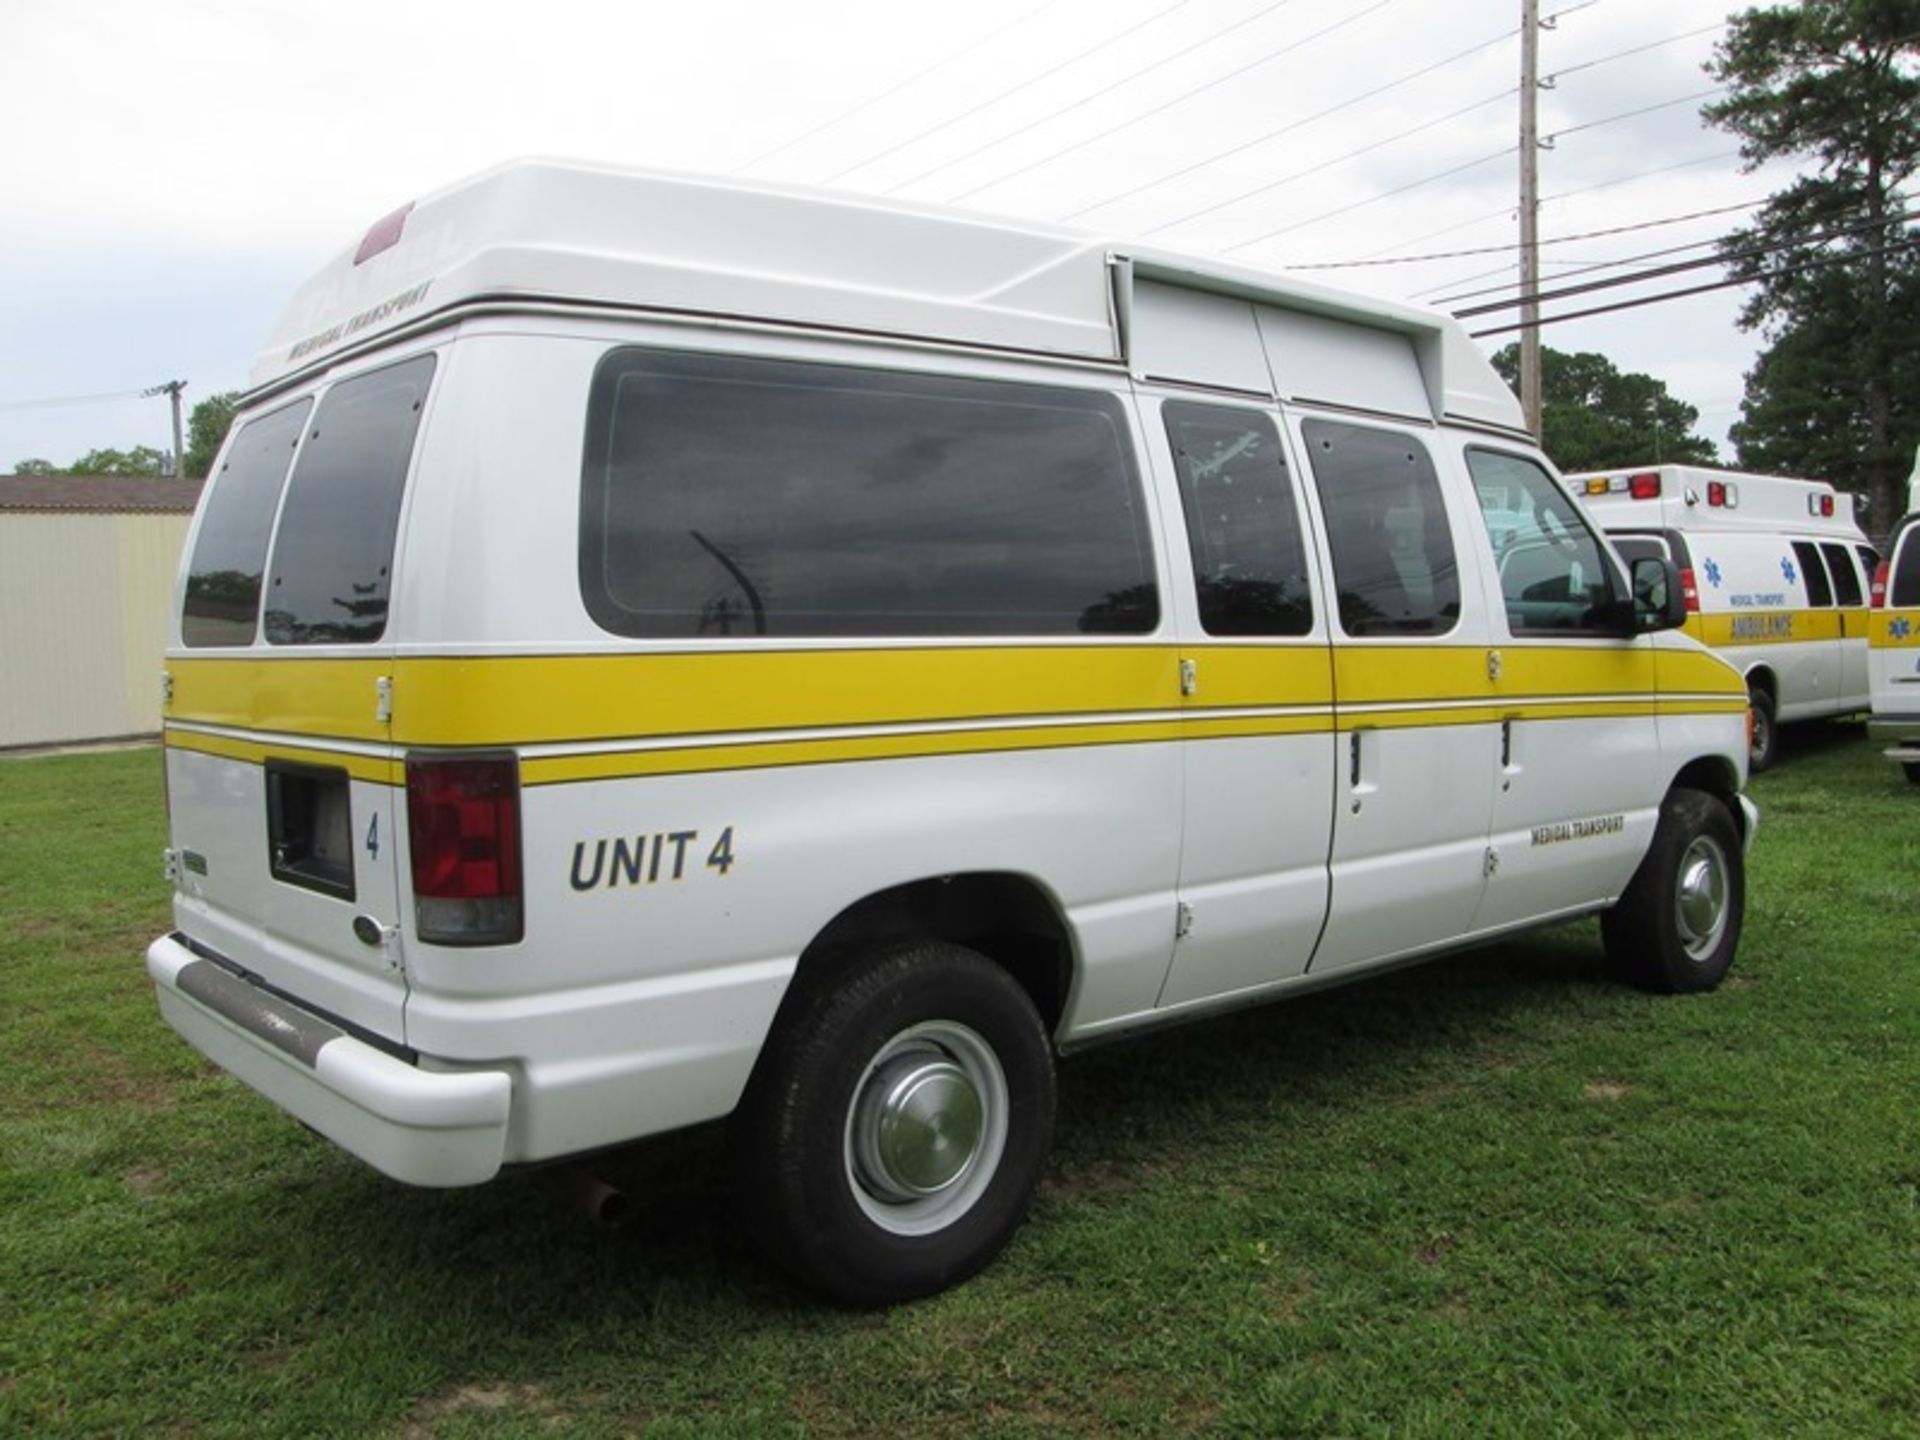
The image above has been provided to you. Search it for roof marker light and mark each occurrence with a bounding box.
[1586,478,1610,496]
[1629,472,1661,500]
[354,202,415,266]
[1707,481,1727,507]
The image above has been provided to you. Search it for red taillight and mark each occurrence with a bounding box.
[1679,567,1701,614]
[1630,472,1662,500]
[406,755,523,945]
[1872,560,1889,609]
[1706,481,1726,507]
[1821,495,1835,517]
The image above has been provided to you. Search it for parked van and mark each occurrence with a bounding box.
[146,160,1755,1303]
[1868,511,1920,782]
[1569,464,1878,770]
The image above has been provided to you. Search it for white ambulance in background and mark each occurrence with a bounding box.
[1868,510,1920,783]
[1570,464,1879,770]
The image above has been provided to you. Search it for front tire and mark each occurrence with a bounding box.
[1602,787,1744,993]
[729,941,1056,1305]
[1747,685,1778,772]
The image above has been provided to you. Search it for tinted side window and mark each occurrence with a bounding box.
[580,349,1158,638]
[182,400,311,647]
[1466,449,1620,636]
[1819,542,1863,606]
[1301,420,1458,637]
[264,354,435,645]
[1163,402,1312,636]
[1608,535,1669,567]
[1856,545,1880,594]
[1892,531,1920,607]
[1791,540,1833,607]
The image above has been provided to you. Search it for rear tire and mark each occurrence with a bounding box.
[1602,787,1744,993]
[1746,685,1777,773]
[728,941,1055,1306]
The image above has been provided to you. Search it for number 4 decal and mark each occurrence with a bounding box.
[366,812,380,860]
[706,826,735,875]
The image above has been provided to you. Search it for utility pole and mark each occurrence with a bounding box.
[1518,0,1543,439]
[144,380,188,477]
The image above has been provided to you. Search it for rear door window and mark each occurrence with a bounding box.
[1791,540,1833,608]
[579,349,1157,638]
[264,354,436,645]
[1163,402,1313,636]
[1301,419,1458,637]
[1892,530,1920,607]
[1819,542,1863,607]
[182,399,311,647]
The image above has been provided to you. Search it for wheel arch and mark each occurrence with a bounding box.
[1669,755,1750,839]
[789,872,1077,1038]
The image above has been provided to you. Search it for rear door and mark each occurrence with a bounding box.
[1788,539,1842,713]
[163,352,437,1040]
[1295,414,1497,972]
[1819,541,1871,707]
[1145,396,1336,1007]
[1874,522,1920,718]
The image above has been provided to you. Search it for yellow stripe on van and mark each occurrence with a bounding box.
[164,726,398,784]
[167,657,391,742]
[1869,609,1920,649]
[1333,644,1661,706]
[166,643,1742,769]
[394,646,1181,745]
[1690,608,1848,646]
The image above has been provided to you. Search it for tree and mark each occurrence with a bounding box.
[67,446,168,476]
[184,391,239,479]
[1491,344,1718,472]
[11,458,58,475]
[1705,2,1920,524]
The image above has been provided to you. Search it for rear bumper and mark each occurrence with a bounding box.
[145,935,511,1187]
[1867,714,1920,753]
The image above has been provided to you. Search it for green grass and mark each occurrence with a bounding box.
[3,731,1917,1437]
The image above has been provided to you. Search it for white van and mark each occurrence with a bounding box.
[1569,464,1879,770]
[1868,511,1920,782]
[146,160,1754,1303]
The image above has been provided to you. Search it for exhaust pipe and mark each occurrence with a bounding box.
[572,1172,632,1228]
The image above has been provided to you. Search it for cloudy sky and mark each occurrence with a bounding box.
[0,0,1797,469]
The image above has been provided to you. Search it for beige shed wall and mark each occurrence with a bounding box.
[1,512,188,747]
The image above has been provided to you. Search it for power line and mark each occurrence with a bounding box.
[1062,21,1522,222]
[1225,145,1518,252]
[1544,20,1724,83]
[820,0,1196,185]
[1454,205,1918,317]
[0,387,149,412]
[735,0,1067,172]
[1218,80,1726,257]
[1136,84,1515,238]
[1286,197,1765,270]
[884,0,1297,196]
[1394,148,1744,282]
[943,0,1398,205]
[1543,86,1724,145]
[1436,190,1911,305]
[1468,234,1920,336]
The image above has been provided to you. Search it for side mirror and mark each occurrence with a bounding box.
[1629,555,1686,633]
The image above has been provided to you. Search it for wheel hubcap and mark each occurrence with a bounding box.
[855,1054,982,1200]
[1675,836,1730,960]
[844,1020,1008,1236]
